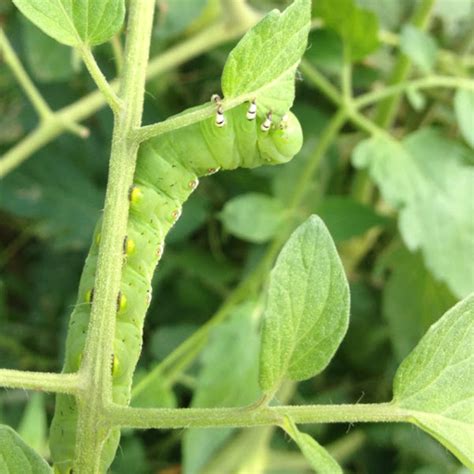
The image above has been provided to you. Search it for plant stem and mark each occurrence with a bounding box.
[0,28,51,119]
[73,2,156,472]
[135,58,303,142]
[342,45,352,102]
[355,75,474,109]
[110,35,124,74]
[78,45,122,113]
[348,0,437,269]
[374,0,437,128]
[0,28,87,137]
[0,370,79,394]
[0,19,255,178]
[108,402,412,429]
[132,251,267,399]
[289,109,347,208]
[299,60,342,105]
[132,109,348,399]
[220,0,260,29]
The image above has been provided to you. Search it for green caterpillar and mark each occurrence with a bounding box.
[49,99,303,473]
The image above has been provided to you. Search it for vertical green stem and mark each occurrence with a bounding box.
[300,60,342,105]
[74,1,156,472]
[374,0,437,128]
[289,108,347,209]
[353,0,437,202]
[348,0,437,266]
[342,45,352,103]
[110,35,124,74]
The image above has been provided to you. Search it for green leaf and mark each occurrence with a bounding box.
[183,302,261,474]
[352,128,474,298]
[313,0,379,60]
[219,193,285,243]
[282,417,343,474]
[12,0,125,46]
[382,248,457,361]
[0,425,52,473]
[17,394,48,456]
[392,294,474,470]
[454,89,474,149]
[22,19,74,83]
[399,25,438,73]
[259,215,350,392]
[315,196,387,242]
[222,0,311,117]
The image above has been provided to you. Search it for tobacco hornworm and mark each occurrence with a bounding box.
[49,99,303,473]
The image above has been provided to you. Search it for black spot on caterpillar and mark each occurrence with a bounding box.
[49,101,303,472]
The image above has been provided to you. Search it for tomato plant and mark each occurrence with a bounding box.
[0,0,472,473]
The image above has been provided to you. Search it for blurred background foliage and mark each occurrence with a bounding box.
[0,0,473,472]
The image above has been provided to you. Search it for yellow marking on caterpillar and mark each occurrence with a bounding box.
[117,292,127,312]
[112,354,119,377]
[76,352,83,371]
[129,185,143,204]
[123,237,135,255]
[85,288,94,303]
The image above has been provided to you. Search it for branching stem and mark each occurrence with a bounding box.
[73,2,156,472]
[108,402,412,429]
[0,19,256,178]
[0,28,88,138]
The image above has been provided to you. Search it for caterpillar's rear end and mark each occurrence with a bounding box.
[49,102,303,473]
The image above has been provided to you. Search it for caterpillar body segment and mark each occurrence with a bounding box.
[49,102,303,472]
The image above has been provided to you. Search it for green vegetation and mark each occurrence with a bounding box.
[0,0,473,472]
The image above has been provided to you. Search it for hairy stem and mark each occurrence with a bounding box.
[0,370,79,394]
[0,18,255,178]
[108,402,412,429]
[78,45,122,112]
[73,2,156,472]
[110,35,124,74]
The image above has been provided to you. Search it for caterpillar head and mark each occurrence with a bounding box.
[257,111,303,166]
